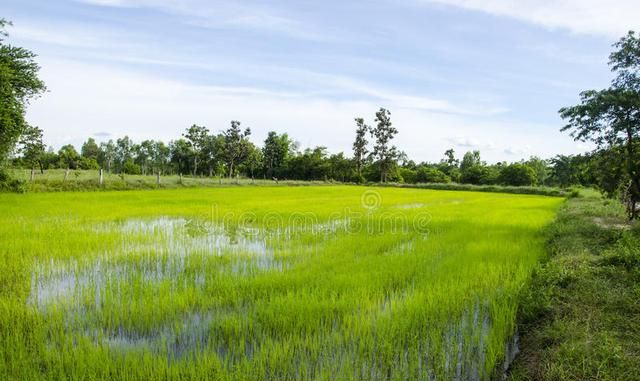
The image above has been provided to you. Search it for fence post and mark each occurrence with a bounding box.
[156,171,161,186]
[30,168,34,182]
[63,168,69,182]
[99,168,104,186]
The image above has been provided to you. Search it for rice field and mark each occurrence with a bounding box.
[0,186,562,380]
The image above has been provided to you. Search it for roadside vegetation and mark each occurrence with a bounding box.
[509,191,640,381]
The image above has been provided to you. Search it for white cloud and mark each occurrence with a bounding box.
[76,0,333,41]
[426,0,640,38]
[26,58,583,163]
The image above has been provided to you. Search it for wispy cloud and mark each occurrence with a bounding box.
[424,0,639,38]
[76,0,334,41]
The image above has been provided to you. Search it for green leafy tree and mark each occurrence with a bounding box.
[560,31,640,219]
[115,136,135,173]
[183,124,209,176]
[460,150,481,173]
[202,134,224,177]
[81,138,100,161]
[169,139,194,175]
[287,147,330,180]
[57,144,80,169]
[370,108,399,182]
[17,125,45,173]
[98,140,116,173]
[150,140,170,175]
[222,121,251,178]
[498,163,537,186]
[0,19,46,167]
[352,117,370,180]
[523,156,548,185]
[459,151,488,184]
[242,142,262,179]
[262,131,290,178]
[416,167,451,183]
[328,152,353,182]
[549,154,589,187]
[398,167,417,183]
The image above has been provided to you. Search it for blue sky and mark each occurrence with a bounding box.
[4,0,637,162]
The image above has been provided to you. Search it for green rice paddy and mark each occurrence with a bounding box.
[0,186,562,380]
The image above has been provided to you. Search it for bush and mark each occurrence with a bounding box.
[460,165,498,185]
[398,168,417,184]
[0,168,26,193]
[499,163,537,186]
[122,159,141,175]
[416,167,451,183]
[79,157,100,170]
[602,232,640,271]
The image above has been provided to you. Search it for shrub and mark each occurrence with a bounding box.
[416,167,451,183]
[0,168,26,193]
[499,163,537,186]
[460,165,498,185]
[398,168,417,184]
[122,159,142,175]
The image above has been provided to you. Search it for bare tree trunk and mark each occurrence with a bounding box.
[30,167,34,182]
[63,168,69,182]
[99,168,104,186]
[156,171,161,186]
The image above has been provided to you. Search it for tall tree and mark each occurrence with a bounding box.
[135,140,155,175]
[150,140,170,175]
[0,19,46,166]
[17,125,45,173]
[169,138,194,175]
[98,140,116,173]
[222,121,251,178]
[560,31,640,219]
[262,131,290,178]
[183,124,209,176]
[115,136,135,173]
[57,144,80,169]
[352,117,370,179]
[200,134,222,177]
[81,138,100,160]
[243,142,262,180]
[370,108,399,182]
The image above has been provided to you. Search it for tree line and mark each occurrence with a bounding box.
[10,115,597,188]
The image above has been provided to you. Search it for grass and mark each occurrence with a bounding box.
[7,169,569,198]
[0,186,562,380]
[382,182,570,197]
[8,168,330,192]
[509,192,640,381]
